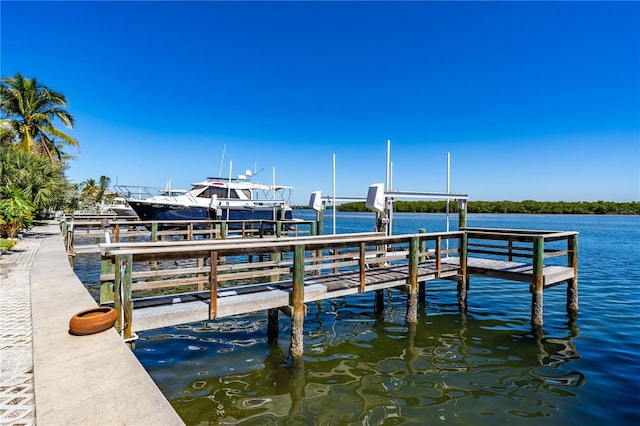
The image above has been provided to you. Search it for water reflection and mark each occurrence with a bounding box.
[134,292,584,425]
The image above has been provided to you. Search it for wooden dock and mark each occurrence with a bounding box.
[62,216,317,256]
[99,227,578,355]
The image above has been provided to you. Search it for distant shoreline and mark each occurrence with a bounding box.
[293,200,639,215]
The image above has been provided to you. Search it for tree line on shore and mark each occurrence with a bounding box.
[332,200,640,215]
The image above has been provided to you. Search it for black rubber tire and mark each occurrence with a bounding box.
[69,306,118,336]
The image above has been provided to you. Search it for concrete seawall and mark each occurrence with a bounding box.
[1,223,184,425]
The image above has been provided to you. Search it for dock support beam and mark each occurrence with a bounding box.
[289,244,305,360]
[531,236,544,331]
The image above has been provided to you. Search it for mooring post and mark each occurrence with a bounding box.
[457,232,469,311]
[406,236,419,323]
[531,236,545,330]
[276,221,282,237]
[289,244,306,359]
[115,254,133,339]
[567,234,579,319]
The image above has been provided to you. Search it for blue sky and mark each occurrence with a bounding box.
[2,1,639,204]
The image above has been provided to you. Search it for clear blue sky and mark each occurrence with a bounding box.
[2,1,639,204]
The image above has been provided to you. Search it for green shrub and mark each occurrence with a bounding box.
[0,238,16,251]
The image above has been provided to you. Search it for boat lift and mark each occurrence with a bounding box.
[308,141,468,236]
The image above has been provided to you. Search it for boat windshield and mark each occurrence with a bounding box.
[196,186,251,199]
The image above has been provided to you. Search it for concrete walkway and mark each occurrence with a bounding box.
[0,223,184,425]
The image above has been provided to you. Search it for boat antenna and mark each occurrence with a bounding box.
[218,144,226,177]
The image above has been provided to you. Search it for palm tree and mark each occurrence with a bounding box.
[0,146,68,213]
[0,72,78,164]
[95,175,111,204]
[81,178,97,205]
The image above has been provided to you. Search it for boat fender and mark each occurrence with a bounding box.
[68,306,117,336]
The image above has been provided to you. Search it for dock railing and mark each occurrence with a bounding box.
[462,227,579,327]
[61,216,317,257]
[100,231,465,340]
[97,227,578,343]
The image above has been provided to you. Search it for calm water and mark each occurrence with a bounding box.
[74,212,640,425]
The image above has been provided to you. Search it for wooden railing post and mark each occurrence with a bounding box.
[567,234,579,318]
[406,236,419,323]
[220,221,227,239]
[151,222,158,242]
[531,236,545,330]
[270,252,282,282]
[290,244,305,359]
[114,224,121,243]
[359,242,366,292]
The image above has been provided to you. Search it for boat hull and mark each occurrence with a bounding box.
[127,200,293,226]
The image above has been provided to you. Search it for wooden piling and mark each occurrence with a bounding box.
[289,244,306,359]
[457,232,468,311]
[374,290,384,314]
[567,234,579,319]
[531,236,544,330]
[458,199,467,229]
[418,230,426,303]
[115,254,133,339]
[406,236,419,323]
[267,308,279,343]
[99,257,114,304]
[209,251,218,319]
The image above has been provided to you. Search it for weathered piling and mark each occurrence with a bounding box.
[531,236,545,329]
[567,234,579,319]
[289,244,306,359]
[406,236,419,323]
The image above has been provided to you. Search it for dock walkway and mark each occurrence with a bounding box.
[0,223,184,425]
